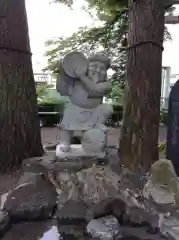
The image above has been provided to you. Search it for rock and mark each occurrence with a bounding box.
[58,224,86,240]
[23,155,56,167]
[39,225,60,240]
[120,168,147,190]
[49,164,169,233]
[85,199,125,222]
[54,166,125,223]
[143,159,179,213]
[76,165,121,204]
[118,237,142,240]
[18,171,43,185]
[55,165,121,204]
[23,155,56,173]
[3,175,57,221]
[114,169,160,231]
[57,200,88,224]
[1,192,9,210]
[54,165,160,230]
[55,171,80,201]
[106,148,120,174]
[0,211,10,237]
[57,197,125,224]
[120,226,164,240]
[122,205,159,230]
[86,215,121,240]
[121,193,160,231]
[159,215,179,240]
[44,142,58,151]
[109,199,125,222]
[23,154,106,174]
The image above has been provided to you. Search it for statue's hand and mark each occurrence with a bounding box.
[74,69,95,92]
[74,68,112,94]
[96,82,112,94]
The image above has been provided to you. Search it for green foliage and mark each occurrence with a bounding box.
[106,104,123,127]
[158,141,166,153]
[44,26,103,74]
[45,0,174,103]
[44,17,127,102]
[36,84,54,98]
[36,83,67,104]
[38,100,65,113]
[108,84,124,104]
[53,0,73,7]
[36,84,68,115]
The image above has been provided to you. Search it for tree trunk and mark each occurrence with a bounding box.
[119,0,165,172]
[0,0,43,172]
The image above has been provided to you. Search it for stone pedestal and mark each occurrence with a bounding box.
[56,144,106,159]
[23,149,109,175]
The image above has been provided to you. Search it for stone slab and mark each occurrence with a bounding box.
[56,144,106,159]
[22,152,108,174]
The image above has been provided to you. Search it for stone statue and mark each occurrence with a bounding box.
[56,51,113,156]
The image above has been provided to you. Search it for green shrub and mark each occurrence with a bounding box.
[37,100,169,128]
[36,84,54,98]
[158,141,166,152]
[106,104,123,126]
[38,99,66,113]
[36,84,68,110]
[106,106,169,127]
[37,99,66,126]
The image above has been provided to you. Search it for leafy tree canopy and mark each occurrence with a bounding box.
[45,0,174,102]
[44,22,127,102]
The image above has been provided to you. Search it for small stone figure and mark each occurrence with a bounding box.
[56,51,113,156]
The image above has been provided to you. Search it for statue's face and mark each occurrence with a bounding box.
[88,61,107,83]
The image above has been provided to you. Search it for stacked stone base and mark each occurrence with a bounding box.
[0,152,179,240]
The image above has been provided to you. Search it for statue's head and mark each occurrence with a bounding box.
[87,53,110,82]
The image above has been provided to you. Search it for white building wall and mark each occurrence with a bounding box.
[34,73,55,85]
[161,67,171,109]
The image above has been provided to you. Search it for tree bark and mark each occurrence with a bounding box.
[0,0,43,172]
[119,0,165,172]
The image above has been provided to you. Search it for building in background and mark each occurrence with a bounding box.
[161,68,179,109]
[161,67,171,109]
[34,73,56,85]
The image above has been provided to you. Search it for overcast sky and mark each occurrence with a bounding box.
[25,0,179,74]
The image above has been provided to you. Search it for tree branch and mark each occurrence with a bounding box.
[162,0,179,8]
[165,15,179,24]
